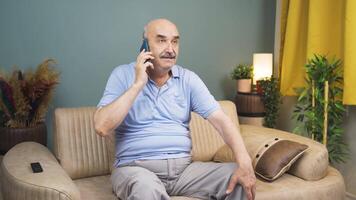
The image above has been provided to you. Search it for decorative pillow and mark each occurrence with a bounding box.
[213,138,308,182]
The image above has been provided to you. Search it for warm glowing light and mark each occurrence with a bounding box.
[253,53,273,84]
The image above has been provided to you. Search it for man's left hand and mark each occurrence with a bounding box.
[226,162,256,200]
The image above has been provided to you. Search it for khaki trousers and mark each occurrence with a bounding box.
[111,157,246,200]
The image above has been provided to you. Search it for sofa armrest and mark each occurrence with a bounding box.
[239,125,329,181]
[1,142,81,200]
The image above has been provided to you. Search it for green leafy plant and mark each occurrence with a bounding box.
[292,54,349,164]
[0,59,60,128]
[258,77,282,128]
[230,64,253,80]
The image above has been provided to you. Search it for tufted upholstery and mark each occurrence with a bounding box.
[54,107,110,179]
[1,142,80,200]
[190,101,239,161]
[1,101,345,200]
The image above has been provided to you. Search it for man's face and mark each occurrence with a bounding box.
[146,21,180,70]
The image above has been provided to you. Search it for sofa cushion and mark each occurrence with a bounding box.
[73,175,201,200]
[73,168,344,200]
[105,131,116,173]
[74,175,116,200]
[190,101,240,161]
[255,167,345,200]
[54,107,110,179]
[252,138,308,181]
[240,125,329,181]
[213,138,308,181]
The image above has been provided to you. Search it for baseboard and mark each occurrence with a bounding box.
[347,192,356,200]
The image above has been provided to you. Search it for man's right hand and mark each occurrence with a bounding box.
[94,50,154,136]
[134,50,154,88]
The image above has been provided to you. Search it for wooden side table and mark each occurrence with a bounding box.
[234,92,265,126]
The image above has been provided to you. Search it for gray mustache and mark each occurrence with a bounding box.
[161,56,176,59]
[160,52,176,59]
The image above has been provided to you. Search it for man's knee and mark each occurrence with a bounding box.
[219,164,247,200]
[226,185,247,200]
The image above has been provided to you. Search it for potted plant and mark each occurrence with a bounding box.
[0,59,60,154]
[257,76,282,128]
[292,54,349,164]
[230,64,253,93]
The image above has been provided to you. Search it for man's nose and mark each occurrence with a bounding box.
[165,42,174,52]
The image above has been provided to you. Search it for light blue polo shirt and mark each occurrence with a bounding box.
[98,62,219,167]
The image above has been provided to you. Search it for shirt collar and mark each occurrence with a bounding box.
[171,65,180,78]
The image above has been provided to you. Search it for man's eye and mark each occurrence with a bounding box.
[172,40,178,44]
[159,39,166,43]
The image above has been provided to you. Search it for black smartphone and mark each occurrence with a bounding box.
[139,38,150,52]
[139,38,151,65]
[31,162,43,173]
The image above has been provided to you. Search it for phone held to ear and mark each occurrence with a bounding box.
[140,38,150,52]
[139,38,151,64]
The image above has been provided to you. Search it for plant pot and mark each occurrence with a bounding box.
[236,79,252,93]
[0,123,47,154]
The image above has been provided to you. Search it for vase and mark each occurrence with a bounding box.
[0,123,47,154]
[236,79,252,93]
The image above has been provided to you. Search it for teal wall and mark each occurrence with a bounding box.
[0,0,276,149]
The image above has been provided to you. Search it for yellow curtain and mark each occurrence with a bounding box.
[279,0,356,105]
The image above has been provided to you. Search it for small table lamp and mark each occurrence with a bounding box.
[253,53,273,82]
[234,53,273,126]
[253,53,273,92]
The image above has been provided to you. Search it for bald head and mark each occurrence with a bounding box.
[143,18,179,39]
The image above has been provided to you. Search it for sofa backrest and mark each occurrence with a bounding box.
[190,101,239,161]
[54,107,110,179]
[53,101,240,179]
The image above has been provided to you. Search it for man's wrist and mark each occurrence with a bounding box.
[235,153,252,167]
[132,81,145,91]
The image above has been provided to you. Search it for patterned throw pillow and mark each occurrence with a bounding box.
[213,138,308,182]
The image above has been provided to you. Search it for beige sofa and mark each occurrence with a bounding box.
[1,101,345,200]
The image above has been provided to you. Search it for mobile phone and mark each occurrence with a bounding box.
[139,38,151,65]
[139,38,150,52]
[31,162,43,173]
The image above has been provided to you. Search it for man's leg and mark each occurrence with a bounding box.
[111,165,170,200]
[171,161,247,200]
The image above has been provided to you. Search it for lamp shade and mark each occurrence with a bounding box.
[253,53,273,83]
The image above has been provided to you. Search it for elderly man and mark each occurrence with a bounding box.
[94,18,256,200]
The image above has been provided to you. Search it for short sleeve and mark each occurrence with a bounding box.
[189,72,220,119]
[97,66,128,107]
